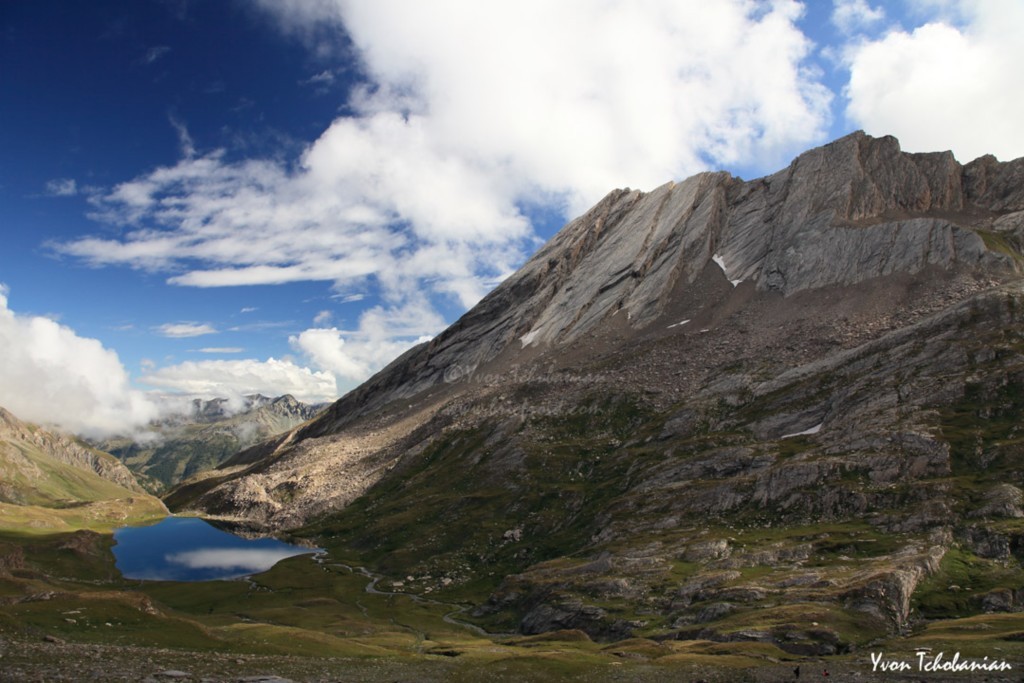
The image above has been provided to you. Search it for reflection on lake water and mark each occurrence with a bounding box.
[112,516,317,581]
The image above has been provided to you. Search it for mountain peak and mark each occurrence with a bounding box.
[173,132,1024,528]
[292,133,1022,435]
[163,133,1024,649]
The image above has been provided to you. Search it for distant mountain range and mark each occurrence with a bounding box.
[93,394,326,493]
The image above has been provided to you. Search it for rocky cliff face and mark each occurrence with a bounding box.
[168,132,1024,651]
[288,132,1023,438]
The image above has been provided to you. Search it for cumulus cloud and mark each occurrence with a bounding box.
[140,357,338,403]
[53,0,832,383]
[0,289,333,435]
[0,287,159,437]
[158,322,217,338]
[291,300,443,388]
[294,0,831,208]
[843,0,1024,162]
[832,0,885,34]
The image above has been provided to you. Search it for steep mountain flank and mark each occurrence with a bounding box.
[169,132,1024,651]
[96,394,325,492]
[0,407,165,531]
[282,131,1023,438]
[0,407,144,502]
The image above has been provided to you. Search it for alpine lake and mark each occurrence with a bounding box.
[112,516,318,581]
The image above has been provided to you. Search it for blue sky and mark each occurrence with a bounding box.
[2,0,1023,436]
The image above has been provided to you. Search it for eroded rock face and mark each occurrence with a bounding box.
[970,484,1024,519]
[274,131,1023,441]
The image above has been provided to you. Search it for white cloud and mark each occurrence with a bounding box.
[323,0,830,209]
[832,0,885,34]
[45,178,78,197]
[290,328,371,384]
[54,0,832,380]
[158,322,217,338]
[196,347,245,354]
[240,307,258,313]
[843,0,1024,162]
[313,310,332,325]
[140,357,338,403]
[0,288,160,438]
[300,69,335,87]
[291,300,443,387]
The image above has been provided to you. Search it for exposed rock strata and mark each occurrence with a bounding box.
[177,132,1024,526]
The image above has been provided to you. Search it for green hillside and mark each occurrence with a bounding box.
[0,407,166,533]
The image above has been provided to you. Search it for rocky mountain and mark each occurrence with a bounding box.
[0,406,165,531]
[95,394,325,492]
[168,132,1024,653]
[0,406,143,504]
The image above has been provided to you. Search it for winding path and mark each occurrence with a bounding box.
[316,554,510,639]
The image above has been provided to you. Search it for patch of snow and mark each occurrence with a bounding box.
[519,329,540,348]
[667,319,691,329]
[712,253,743,287]
[780,423,823,439]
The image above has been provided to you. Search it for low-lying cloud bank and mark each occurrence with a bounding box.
[140,358,337,405]
[0,287,159,438]
[0,288,339,438]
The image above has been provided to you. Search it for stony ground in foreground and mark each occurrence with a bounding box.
[2,634,1022,683]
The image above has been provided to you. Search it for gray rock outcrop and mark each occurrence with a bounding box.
[299,131,1024,436]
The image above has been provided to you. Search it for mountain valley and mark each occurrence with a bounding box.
[4,132,1024,680]
[94,394,326,493]
[167,132,1024,661]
